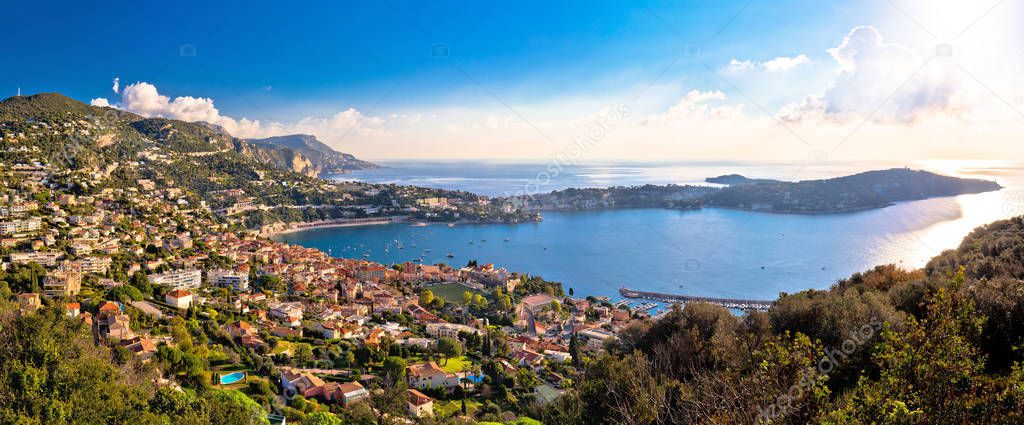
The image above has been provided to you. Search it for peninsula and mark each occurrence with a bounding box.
[502,168,1001,214]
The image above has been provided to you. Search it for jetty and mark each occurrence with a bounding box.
[619,287,774,312]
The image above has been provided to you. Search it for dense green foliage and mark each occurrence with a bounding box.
[0,301,269,424]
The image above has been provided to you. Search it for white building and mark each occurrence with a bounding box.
[407,389,434,418]
[407,362,460,389]
[9,251,62,267]
[269,302,304,327]
[165,289,193,309]
[208,269,249,292]
[150,269,202,290]
[0,217,42,235]
[79,256,112,274]
[425,322,480,339]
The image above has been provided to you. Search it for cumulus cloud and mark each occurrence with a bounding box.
[778,26,964,124]
[103,82,385,147]
[642,90,744,125]
[112,77,120,94]
[727,54,810,72]
[117,82,263,137]
[90,98,110,107]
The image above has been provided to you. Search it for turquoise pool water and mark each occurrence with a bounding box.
[220,372,245,385]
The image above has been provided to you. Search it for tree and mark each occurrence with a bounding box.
[108,284,143,302]
[343,350,356,367]
[370,376,408,425]
[207,390,271,425]
[821,270,1015,423]
[294,342,314,366]
[473,294,488,309]
[515,368,539,390]
[130,271,152,296]
[437,337,463,365]
[302,411,342,425]
[550,300,562,315]
[497,295,513,312]
[382,356,407,379]
[462,291,473,307]
[419,289,434,306]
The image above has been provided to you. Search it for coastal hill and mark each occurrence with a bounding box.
[246,134,378,177]
[0,93,534,227]
[705,174,782,185]
[707,168,1002,213]
[506,168,1001,214]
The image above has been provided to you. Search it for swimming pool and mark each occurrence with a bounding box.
[220,372,245,385]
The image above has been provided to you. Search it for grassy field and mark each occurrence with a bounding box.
[434,398,484,418]
[440,355,472,373]
[428,282,486,303]
[271,340,293,355]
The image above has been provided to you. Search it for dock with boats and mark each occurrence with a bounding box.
[619,287,774,312]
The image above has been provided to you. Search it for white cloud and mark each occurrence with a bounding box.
[642,90,744,125]
[90,98,110,107]
[105,82,386,149]
[112,77,120,94]
[778,26,965,124]
[728,54,810,73]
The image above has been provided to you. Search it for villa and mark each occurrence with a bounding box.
[407,361,460,389]
[165,289,193,309]
[407,388,434,417]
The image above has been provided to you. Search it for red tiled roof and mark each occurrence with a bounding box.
[407,388,432,405]
[166,289,192,298]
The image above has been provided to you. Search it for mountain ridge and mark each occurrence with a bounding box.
[245,134,378,176]
[0,93,374,178]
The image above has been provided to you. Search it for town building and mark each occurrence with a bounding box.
[150,269,202,290]
[425,322,480,339]
[165,289,193,309]
[208,269,250,292]
[0,217,42,235]
[407,362,460,389]
[43,267,82,298]
[407,389,434,417]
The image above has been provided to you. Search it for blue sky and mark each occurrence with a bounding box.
[2,1,1022,161]
[1,1,844,113]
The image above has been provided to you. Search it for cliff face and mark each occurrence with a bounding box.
[231,139,318,178]
[245,134,379,176]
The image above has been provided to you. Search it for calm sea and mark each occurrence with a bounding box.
[273,161,1024,303]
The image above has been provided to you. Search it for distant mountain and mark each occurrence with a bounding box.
[245,134,378,176]
[706,168,1002,213]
